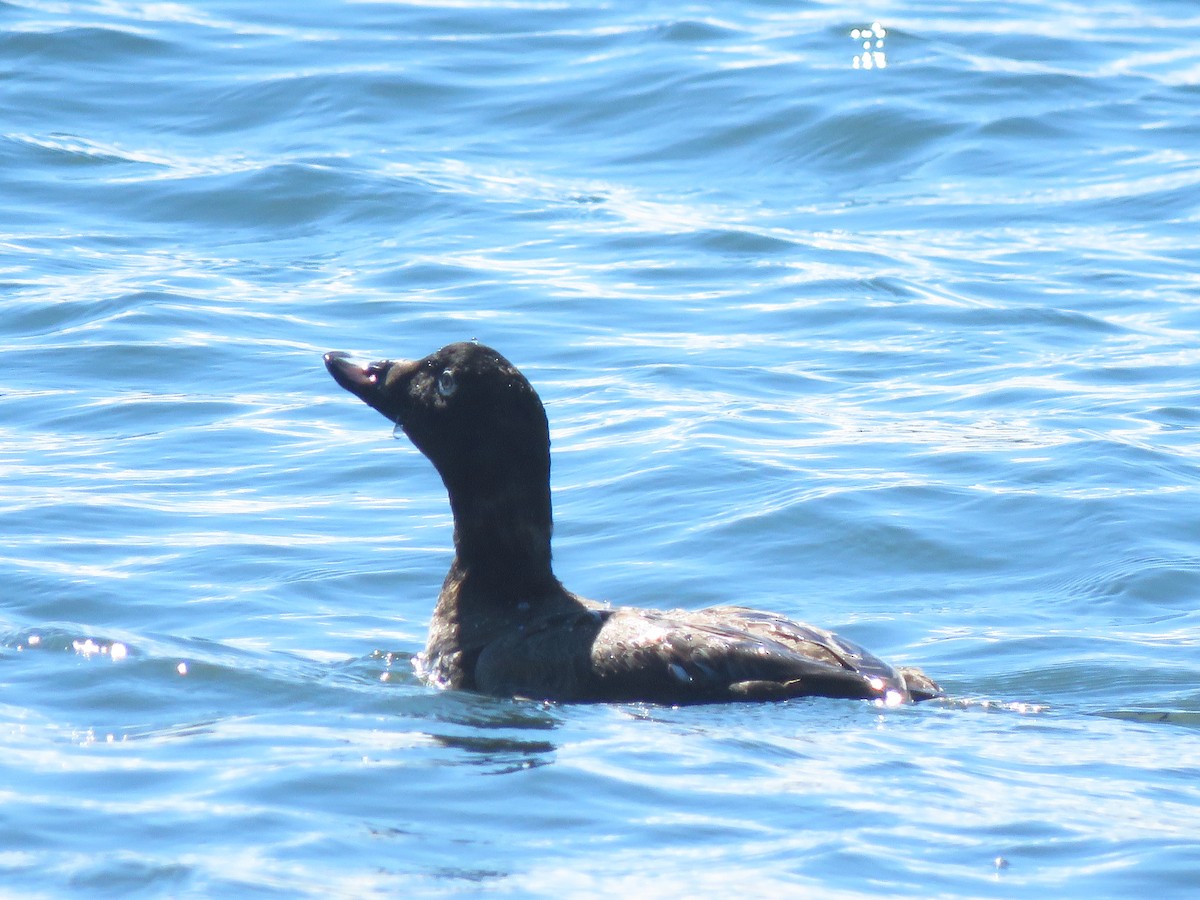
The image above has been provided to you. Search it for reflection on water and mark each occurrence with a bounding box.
[851,22,887,70]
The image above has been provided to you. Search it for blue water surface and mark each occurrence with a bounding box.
[2,0,1199,895]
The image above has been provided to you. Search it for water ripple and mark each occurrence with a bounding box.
[3,0,1200,895]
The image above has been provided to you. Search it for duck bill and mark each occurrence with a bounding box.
[323,351,412,423]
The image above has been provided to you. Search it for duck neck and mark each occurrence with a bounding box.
[446,481,559,600]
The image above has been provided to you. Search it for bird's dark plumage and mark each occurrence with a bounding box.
[324,342,941,705]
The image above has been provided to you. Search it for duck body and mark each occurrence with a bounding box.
[324,342,941,706]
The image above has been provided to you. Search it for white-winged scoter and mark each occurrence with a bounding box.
[324,341,941,705]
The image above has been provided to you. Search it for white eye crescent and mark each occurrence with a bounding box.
[436,369,457,398]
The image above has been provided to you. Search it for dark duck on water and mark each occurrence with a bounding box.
[324,341,941,706]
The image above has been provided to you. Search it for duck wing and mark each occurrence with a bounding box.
[585,605,932,704]
[471,603,940,705]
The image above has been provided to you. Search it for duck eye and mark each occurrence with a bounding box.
[436,369,457,398]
